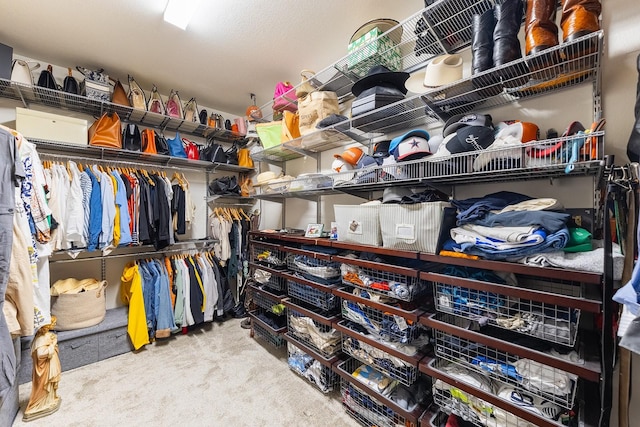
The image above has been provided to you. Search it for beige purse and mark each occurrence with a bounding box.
[297,90,340,135]
[50,278,108,331]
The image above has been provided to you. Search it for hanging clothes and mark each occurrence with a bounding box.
[120,261,149,350]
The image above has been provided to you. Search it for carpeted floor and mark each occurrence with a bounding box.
[12,319,359,427]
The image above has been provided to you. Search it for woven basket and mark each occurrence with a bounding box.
[50,278,107,331]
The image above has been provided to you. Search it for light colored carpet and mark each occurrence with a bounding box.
[12,319,360,427]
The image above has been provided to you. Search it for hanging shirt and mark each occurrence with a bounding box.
[84,168,102,251]
[79,169,92,247]
[98,169,116,253]
[65,161,86,248]
[112,171,132,246]
[120,262,150,350]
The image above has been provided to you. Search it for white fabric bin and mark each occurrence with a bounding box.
[334,202,381,246]
[379,201,450,253]
[14,107,88,145]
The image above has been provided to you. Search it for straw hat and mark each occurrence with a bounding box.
[253,171,280,187]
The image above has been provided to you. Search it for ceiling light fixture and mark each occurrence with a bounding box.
[163,0,201,30]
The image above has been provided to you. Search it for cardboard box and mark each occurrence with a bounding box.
[14,107,88,145]
[347,27,402,77]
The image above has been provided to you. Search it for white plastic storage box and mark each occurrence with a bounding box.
[14,107,88,145]
[379,201,450,253]
[334,202,381,246]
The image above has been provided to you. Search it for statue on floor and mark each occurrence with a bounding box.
[23,316,61,422]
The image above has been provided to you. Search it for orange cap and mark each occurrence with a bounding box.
[334,147,364,166]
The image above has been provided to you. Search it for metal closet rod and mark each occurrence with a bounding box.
[38,151,205,173]
[50,245,216,264]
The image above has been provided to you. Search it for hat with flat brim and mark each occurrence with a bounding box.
[351,65,410,97]
[349,18,402,45]
[253,171,280,187]
[405,54,464,94]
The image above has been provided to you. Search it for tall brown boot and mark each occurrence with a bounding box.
[561,0,602,42]
[525,0,558,55]
[525,0,560,79]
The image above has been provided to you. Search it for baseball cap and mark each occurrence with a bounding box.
[472,121,539,171]
[372,140,391,158]
[431,126,495,159]
[443,113,493,137]
[389,129,432,161]
[334,147,365,166]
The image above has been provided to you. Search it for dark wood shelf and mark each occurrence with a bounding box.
[333,255,419,278]
[282,299,339,326]
[333,286,425,322]
[283,333,341,369]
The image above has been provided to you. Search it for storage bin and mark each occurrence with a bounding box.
[347,27,402,77]
[14,107,88,145]
[334,203,382,246]
[379,201,450,253]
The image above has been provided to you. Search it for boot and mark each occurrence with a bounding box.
[472,9,496,75]
[493,0,529,87]
[471,9,502,96]
[561,0,602,42]
[627,53,640,163]
[525,0,560,79]
[525,0,558,55]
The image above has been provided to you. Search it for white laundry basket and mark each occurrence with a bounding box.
[379,201,450,253]
[333,202,382,246]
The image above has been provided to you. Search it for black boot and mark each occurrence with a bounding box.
[493,0,529,87]
[627,53,640,162]
[472,9,496,75]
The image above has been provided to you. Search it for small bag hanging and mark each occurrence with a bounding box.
[77,66,111,101]
[238,147,254,169]
[62,68,79,95]
[128,75,147,110]
[239,173,255,197]
[89,112,122,149]
[166,132,187,158]
[183,138,200,160]
[183,97,199,122]
[141,128,157,154]
[281,110,301,142]
[112,79,131,107]
[272,81,297,112]
[147,85,166,115]
[255,121,283,149]
[11,59,39,85]
[166,89,183,118]
[37,64,59,90]
[122,124,141,151]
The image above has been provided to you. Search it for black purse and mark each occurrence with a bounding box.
[155,133,170,155]
[122,124,141,151]
[208,175,240,196]
[225,143,239,165]
[200,143,228,163]
[62,68,79,94]
[37,65,59,90]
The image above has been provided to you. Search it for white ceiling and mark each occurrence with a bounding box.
[1,0,423,116]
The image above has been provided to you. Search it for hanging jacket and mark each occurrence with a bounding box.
[120,262,150,350]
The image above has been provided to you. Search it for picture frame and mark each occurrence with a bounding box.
[305,223,324,238]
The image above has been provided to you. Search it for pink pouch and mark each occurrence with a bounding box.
[272,81,297,112]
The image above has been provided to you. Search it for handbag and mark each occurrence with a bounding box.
[37,64,59,90]
[166,132,187,158]
[166,89,183,118]
[239,173,255,197]
[122,124,141,151]
[11,59,39,85]
[183,97,198,122]
[183,138,200,160]
[208,175,240,196]
[77,66,111,102]
[281,110,301,142]
[141,128,157,154]
[155,132,170,155]
[112,79,131,106]
[238,148,254,169]
[297,90,340,135]
[296,69,317,99]
[225,143,239,165]
[200,143,227,163]
[147,85,166,115]
[255,121,283,149]
[128,74,147,110]
[272,81,297,112]
[199,109,208,125]
[89,112,122,149]
[63,68,79,94]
